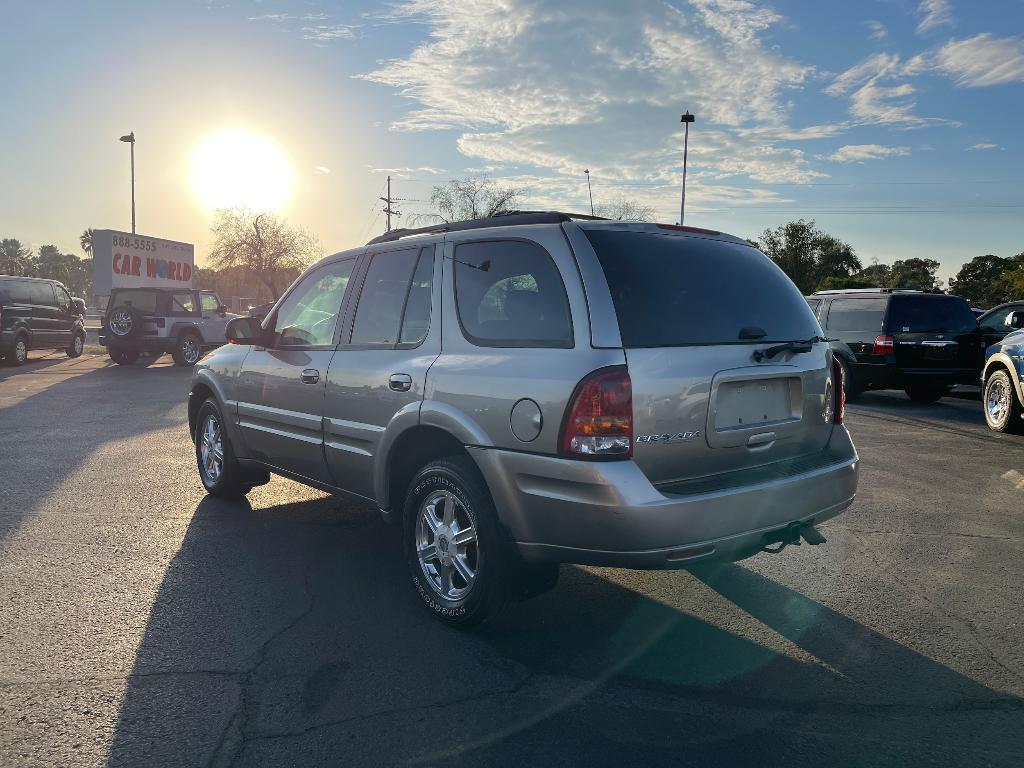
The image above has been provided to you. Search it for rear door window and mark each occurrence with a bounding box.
[585,229,817,346]
[349,248,422,346]
[825,298,887,333]
[54,285,71,312]
[453,240,572,348]
[887,295,977,334]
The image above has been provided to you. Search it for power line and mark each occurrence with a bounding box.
[379,175,402,232]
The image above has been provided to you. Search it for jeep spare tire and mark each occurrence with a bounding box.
[108,305,142,340]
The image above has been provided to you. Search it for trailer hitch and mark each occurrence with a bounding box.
[761,522,827,554]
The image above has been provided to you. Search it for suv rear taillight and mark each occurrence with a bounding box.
[872,335,894,356]
[831,354,845,424]
[559,367,633,458]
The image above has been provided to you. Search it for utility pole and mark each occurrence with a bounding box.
[584,169,594,216]
[379,175,402,232]
[119,132,136,233]
[679,111,694,226]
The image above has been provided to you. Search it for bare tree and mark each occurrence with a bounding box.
[207,208,322,300]
[417,177,525,224]
[593,196,656,222]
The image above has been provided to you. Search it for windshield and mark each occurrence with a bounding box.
[585,229,821,346]
[887,295,977,334]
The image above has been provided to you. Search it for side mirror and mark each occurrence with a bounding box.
[226,316,265,345]
[1009,311,1024,329]
[217,304,228,316]
[71,298,86,315]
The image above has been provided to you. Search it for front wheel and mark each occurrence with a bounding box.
[66,332,85,358]
[984,370,1024,434]
[172,332,202,366]
[403,457,507,628]
[195,399,250,498]
[108,348,139,365]
[9,334,28,366]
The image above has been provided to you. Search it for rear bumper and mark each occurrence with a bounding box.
[98,332,175,353]
[470,426,858,569]
[853,361,976,389]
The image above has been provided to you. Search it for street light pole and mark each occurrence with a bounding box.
[584,169,594,216]
[119,132,136,234]
[679,111,694,225]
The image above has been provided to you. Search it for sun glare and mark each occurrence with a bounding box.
[190,129,292,211]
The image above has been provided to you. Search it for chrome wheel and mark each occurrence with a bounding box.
[109,309,132,336]
[14,338,27,364]
[415,490,478,601]
[987,376,1010,426]
[181,336,200,364]
[198,413,225,486]
[72,335,83,355]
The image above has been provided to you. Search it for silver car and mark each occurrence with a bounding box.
[189,212,859,627]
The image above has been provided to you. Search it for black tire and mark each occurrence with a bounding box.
[172,331,202,367]
[9,333,29,366]
[403,456,507,628]
[195,398,250,499]
[107,305,142,341]
[66,331,85,358]
[905,384,946,403]
[109,348,139,365]
[983,369,1024,434]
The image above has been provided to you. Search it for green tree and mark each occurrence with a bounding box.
[33,245,92,297]
[817,275,877,291]
[1002,252,1024,297]
[755,220,861,294]
[888,258,942,291]
[418,177,524,224]
[947,255,1012,306]
[80,228,94,256]
[855,262,891,288]
[207,208,322,300]
[0,238,33,275]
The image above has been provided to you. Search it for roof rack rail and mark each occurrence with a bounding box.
[365,210,609,246]
[812,288,926,295]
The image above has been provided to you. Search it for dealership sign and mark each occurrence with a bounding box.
[92,229,195,295]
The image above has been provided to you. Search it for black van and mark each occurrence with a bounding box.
[806,289,982,402]
[0,276,87,366]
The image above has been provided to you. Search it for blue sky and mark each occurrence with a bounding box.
[1,0,1022,283]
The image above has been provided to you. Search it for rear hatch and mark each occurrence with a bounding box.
[885,294,981,373]
[583,226,835,487]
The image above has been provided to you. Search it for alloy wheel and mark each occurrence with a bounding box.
[182,336,200,364]
[987,377,1010,426]
[199,413,224,486]
[415,490,478,601]
[15,338,27,364]
[109,309,132,336]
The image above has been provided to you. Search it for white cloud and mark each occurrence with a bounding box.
[820,144,910,163]
[369,166,446,177]
[865,20,887,41]
[825,52,947,127]
[916,0,954,34]
[313,166,331,174]
[967,142,1002,151]
[360,0,830,194]
[302,24,357,41]
[934,34,1024,87]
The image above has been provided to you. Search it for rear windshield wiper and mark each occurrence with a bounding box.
[753,336,833,362]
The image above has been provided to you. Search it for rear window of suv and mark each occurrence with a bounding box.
[110,290,158,314]
[886,295,977,334]
[585,230,819,346]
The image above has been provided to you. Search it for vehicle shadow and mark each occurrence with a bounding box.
[849,389,984,428]
[0,352,78,379]
[107,494,1024,767]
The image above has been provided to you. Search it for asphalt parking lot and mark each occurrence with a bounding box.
[1,352,1023,767]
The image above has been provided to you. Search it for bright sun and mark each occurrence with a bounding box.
[190,129,292,211]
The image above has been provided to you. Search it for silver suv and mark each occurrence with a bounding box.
[100,287,239,366]
[188,212,859,626]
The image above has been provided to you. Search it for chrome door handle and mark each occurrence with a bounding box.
[389,373,413,392]
[301,369,320,384]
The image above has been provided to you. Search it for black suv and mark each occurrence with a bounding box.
[806,289,981,402]
[0,275,86,366]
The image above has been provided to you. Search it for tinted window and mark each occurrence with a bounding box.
[350,249,420,346]
[6,281,33,303]
[111,289,158,314]
[826,298,887,332]
[586,230,818,346]
[454,240,572,348]
[31,283,55,307]
[887,295,977,334]
[980,305,1024,330]
[274,259,354,347]
[200,293,221,313]
[399,249,434,345]
[54,285,71,312]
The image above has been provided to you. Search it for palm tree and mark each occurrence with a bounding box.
[80,228,94,256]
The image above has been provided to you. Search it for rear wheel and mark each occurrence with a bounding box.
[66,332,84,358]
[905,384,947,403]
[9,334,28,366]
[172,332,202,366]
[109,348,139,365]
[403,457,507,628]
[983,369,1024,434]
